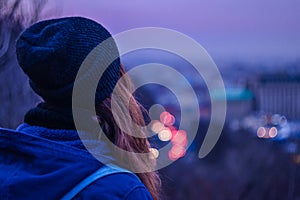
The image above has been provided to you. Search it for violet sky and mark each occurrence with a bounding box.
[61,0,300,64]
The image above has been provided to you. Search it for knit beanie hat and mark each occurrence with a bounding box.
[16,16,120,107]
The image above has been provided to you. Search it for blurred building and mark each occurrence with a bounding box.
[254,74,300,120]
[211,88,254,121]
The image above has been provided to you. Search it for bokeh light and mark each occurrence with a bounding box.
[279,116,288,127]
[269,127,278,138]
[168,145,186,160]
[257,127,266,138]
[150,120,165,133]
[171,130,188,146]
[160,111,175,126]
[271,114,281,125]
[158,128,172,141]
[149,148,159,159]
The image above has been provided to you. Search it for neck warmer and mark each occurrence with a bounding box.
[24,102,76,130]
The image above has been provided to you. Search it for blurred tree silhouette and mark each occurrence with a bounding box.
[0,0,54,128]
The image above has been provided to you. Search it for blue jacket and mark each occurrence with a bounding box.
[0,124,152,199]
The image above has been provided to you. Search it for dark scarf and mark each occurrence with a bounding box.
[22,103,115,164]
[24,102,76,130]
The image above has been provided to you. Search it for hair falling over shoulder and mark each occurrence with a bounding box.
[95,65,161,200]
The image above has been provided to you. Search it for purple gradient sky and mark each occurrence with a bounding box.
[61,0,300,63]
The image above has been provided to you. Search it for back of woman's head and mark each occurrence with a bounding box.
[16,16,161,200]
[16,16,120,106]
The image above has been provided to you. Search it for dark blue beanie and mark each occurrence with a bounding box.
[16,16,120,106]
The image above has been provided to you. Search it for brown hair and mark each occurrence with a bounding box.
[95,65,161,200]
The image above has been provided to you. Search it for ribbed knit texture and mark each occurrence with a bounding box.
[24,102,76,129]
[16,16,120,106]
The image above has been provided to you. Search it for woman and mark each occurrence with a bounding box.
[0,17,160,199]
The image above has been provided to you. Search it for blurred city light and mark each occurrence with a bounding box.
[158,128,172,141]
[269,127,278,138]
[150,110,189,161]
[257,127,266,138]
[171,130,188,146]
[271,114,281,125]
[149,147,159,159]
[150,120,165,133]
[256,126,278,139]
[168,145,186,160]
[160,111,175,126]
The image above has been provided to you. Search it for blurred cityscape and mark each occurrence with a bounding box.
[131,57,300,200]
[1,0,300,199]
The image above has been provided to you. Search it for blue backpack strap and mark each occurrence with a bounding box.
[61,165,136,200]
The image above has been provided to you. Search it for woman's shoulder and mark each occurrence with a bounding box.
[76,172,153,200]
